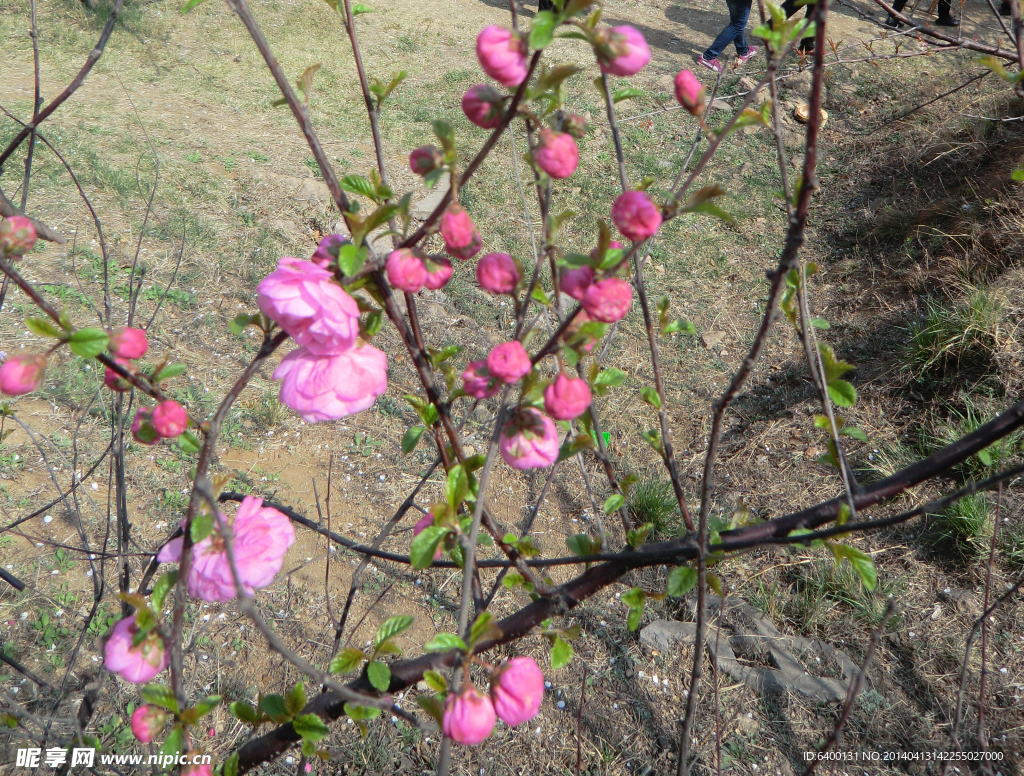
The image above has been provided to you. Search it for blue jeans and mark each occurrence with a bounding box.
[703,0,752,59]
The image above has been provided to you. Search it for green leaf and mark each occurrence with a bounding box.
[594,367,627,388]
[26,316,62,339]
[424,633,467,653]
[340,175,377,201]
[141,684,179,713]
[446,464,468,509]
[178,430,201,454]
[529,10,558,49]
[228,313,255,335]
[642,428,664,455]
[366,660,391,692]
[292,713,330,742]
[838,425,867,442]
[566,534,595,557]
[376,615,414,648]
[161,724,184,757]
[627,603,644,631]
[336,242,367,277]
[229,701,257,724]
[190,509,214,544]
[153,363,188,381]
[181,0,209,13]
[222,753,239,776]
[707,572,724,597]
[410,525,447,569]
[351,2,374,12]
[550,635,573,669]
[258,694,290,723]
[191,695,221,719]
[285,683,307,717]
[469,610,502,647]
[829,544,877,591]
[329,647,366,675]
[602,493,624,514]
[67,327,109,358]
[640,386,661,409]
[810,317,830,330]
[626,523,653,548]
[416,695,445,726]
[343,702,381,722]
[1012,167,1024,181]
[663,319,696,335]
[150,570,178,612]
[827,379,857,407]
[612,87,645,103]
[398,425,425,457]
[667,566,697,597]
[423,669,447,692]
[621,587,645,608]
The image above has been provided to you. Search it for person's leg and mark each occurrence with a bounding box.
[885,0,908,26]
[538,0,556,10]
[936,0,960,24]
[730,0,753,55]
[999,0,1010,15]
[703,0,748,60]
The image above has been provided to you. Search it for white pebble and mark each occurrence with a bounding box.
[43,515,53,524]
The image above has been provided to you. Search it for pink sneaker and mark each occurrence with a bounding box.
[736,46,761,65]
[698,55,724,73]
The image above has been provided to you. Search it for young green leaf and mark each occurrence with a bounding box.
[602,493,624,514]
[640,386,661,409]
[529,10,558,49]
[258,694,290,723]
[150,570,179,612]
[423,669,448,692]
[667,566,697,597]
[366,660,391,692]
[292,713,330,742]
[469,611,502,647]
[424,632,467,652]
[229,700,258,724]
[550,635,573,669]
[410,525,447,569]
[67,328,109,358]
[612,87,645,103]
[177,431,201,455]
[376,615,414,648]
[285,683,307,717]
[829,544,877,591]
[329,647,366,675]
[827,379,857,407]
[141,683,179,713]
[25,317,63,339]
[446,464,468,509]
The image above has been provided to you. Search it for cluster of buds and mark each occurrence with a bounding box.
[443,657,545,745]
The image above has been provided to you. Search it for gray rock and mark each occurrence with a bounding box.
[411,173,451,220]
[640,620,697,653]
[702,330,726,349]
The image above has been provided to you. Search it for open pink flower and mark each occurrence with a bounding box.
[595,25,651,76]
[131,705,167,743]
[152,400,187,438]
[491,656,544,726]
[104,357,134,392]
[487,341,531,384]
[104,617,168,683]
[423,257,453,291]
[443,684,496,745]
[157,496,296,602]
[131,407,158,445]
[477,253,520,295]
[462,84,505,129]
[499,408,559,470]
[413,512,444,561]
[0,215,37,256]
[461,359,500,399]
[543,374,592,421]
[440,204,482,260]
[476,26,528,87]
[535,129,579,179]
[0,354,46,396]
[274,345,387,423]
[560,265,594,301]
[611,191,662,242]
[582,278,633,323]
[257,257,360,354]
[108,327,148,359]
[410,145,444,176]
[311,234,349,268]
[674,70,705,116]
[386,248,428,293]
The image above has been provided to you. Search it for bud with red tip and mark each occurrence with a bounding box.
[476,26,528,87]
[422,257,453,291]
[440,204,482,260]
[487,341,531,384]
[443,684,496,745]
[131,705,167,743]
[543,373,592,421]
[476,252,520,295]
[108,327,149,360]
[611,191,662,242]
[582,277,633,323]
[409,145,444,176]
[461,85,505,129]
[535,129,579,179]
[0,216,37,256]
[674,70,705,116]
[594,25,651,77]
[0,353,46,396]
[490,656,544,726]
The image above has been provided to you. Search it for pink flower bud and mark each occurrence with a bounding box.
[595,25,651,77]
[491,656,544,726]
[674,70,706,116]
[535,129,579,179]
[440,204,482,260]
[131,407,159,445]
[423,257,454,291]
[311,234,349,268]
[476,252,520,295]
[0,353,46,396]
[386,248,428,293]
[409,145,444,176]
[0,215,37,256]
[104,357,135,392]
[152,400,188,438]
[181,756,213,776]
[461,84,505,129]
[461,359,500,399]
[108,326,149,360]
[443,684,496,745]
[562,113,589,139]
[487,341,531,384]
[103,616,168,683]
[543,373,592,421]
[414,512,444,560]
[560,265,594,301]
[582,278,633,323]
[476,26,528,87]
[131,705,167,743]
[499,408,559,470]
[611,191,662,241]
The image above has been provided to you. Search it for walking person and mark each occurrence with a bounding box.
[884,0,960,27]
[698,0,761,73]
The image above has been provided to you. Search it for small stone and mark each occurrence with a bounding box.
[702,330,726,349]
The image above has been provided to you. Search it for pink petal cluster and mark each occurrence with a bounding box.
[387,249,451,293]
[440,204,482,260]
[461,85,505,129]
[500,408,559,470]
[257,257,360,354]
[443,684,495,745]
[413,512,444,561]
[476,252,520,295]
[674,70,706,116]
[274,345,387,424]
[108,327,148,359]
[131,705,167,743]
[582,277,633,323]
[596,26,651,77]
[152,400,188,438]
[560,265,594,301]
[0,353,46,396]
[461,359,500,399]
[0,215,37,256]
[535,129,579,179]
[543,374,592,420]
[490,656,544,725]
[157,495,296,602]
[409,145,444,176]
[476,26,528,87]
[104,617,168,683]
[611,191,662,242]
[104,357,135,392]
[311,234,349,268]
[487,341,531,383]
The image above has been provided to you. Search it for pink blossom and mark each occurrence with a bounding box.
[461,359,500,399]
[674,70,705,116]
[499,408,559,470]
[274,345,387,423]
[440,204,482,260]
[157,495,296,602]
[413,512,443,561]
[131,705,167,743]
[152,400,188,438]
[409,145,444,176]
[108,327,149,359]
[582,278,633,323]
[543,374,592,421]
[491,656,544,726]
[461,85,504,129]
[443,684,496,745]
[181,757,213,776]
[386,249,428,293]
[423,257,454,291]
[104,617,168,683]
[131,407,158,445]
[311,234,349,268]
[595,26,651,77]
[257,257,360,354]
[487,341,531,384]
[476,26,528,87]
[104,358,135,392]
[476,253,520,295]
[560,265,594,301]
[535,129,579,179]
[0,215,37,256]
[611,191,662,241]
[304,764,313,774]
[0,354,46,396]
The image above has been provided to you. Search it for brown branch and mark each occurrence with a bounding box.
[867,0,1022,62]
